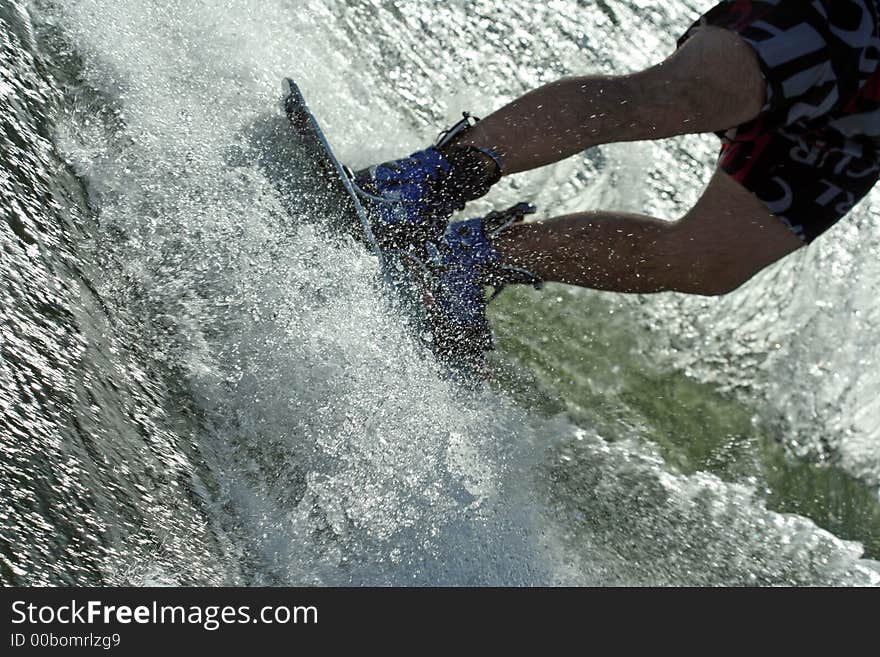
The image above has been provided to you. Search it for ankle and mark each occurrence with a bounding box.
[442,143,501,177]
[437,145,502,203]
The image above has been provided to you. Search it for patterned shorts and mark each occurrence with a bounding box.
[680,0,880,242]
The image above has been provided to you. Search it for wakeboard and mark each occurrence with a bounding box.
[281,78,483,376]
[280,79,540,377]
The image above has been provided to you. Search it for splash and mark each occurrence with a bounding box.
[1,0,877,585]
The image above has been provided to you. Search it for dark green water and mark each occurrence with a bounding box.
[493,286,880,560]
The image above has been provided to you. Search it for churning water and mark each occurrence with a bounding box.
[2,0,879,586]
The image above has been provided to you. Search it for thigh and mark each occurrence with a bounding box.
[676,166,805,290]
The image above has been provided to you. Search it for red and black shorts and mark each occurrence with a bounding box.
[679,0,880,242]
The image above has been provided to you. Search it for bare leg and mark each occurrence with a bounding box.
[447,27,804,294]
[456,27,766,174]
[493,169,804,296]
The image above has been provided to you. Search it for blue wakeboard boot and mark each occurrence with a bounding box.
[352,114,504,250]
[414,202,544,373]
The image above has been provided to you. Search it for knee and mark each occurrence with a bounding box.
[663,222,757,296]
[687,276,746,297]
[675,262,749,296]
[656,26,766,127]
